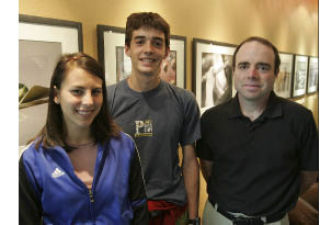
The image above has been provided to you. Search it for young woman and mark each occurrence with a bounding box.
[19,53,148,225]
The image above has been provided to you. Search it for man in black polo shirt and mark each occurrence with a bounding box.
[196,36,318,225]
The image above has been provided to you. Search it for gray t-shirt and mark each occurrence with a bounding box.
[107,79,201,205]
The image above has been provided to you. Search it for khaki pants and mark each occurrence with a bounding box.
[202,200,289,225]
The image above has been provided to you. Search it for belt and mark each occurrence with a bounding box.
[214,205,286,225]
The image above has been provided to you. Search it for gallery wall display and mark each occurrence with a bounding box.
[307,56,319,94]
[274,53,294,98]
[193,38,236,114]
[97,25,186,88]
[292,55,309,98]
[19,14,83,146]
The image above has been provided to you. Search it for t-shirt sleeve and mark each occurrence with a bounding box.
[180,90,201,146]
[196,111,214,160]
[299,110,318,171]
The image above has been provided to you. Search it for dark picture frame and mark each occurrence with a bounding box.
[292,55,309,98]
[192,38,236,114]
[274,53,294,98]
[20,14,83,53]
[307,56,319,94]
[19,14,83,146]
[97,25,186,88]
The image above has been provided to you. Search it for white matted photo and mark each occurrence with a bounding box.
[292,55,308,98]
[193,39,236,114]
[19,15,83,146]
[97,25,186,88]
[274,53,294,98]
[307,56,319,94]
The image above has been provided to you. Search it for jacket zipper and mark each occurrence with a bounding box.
[87,145,104,224]
[89,188,95,203]
[88,188,95,223]
[87,144,104,224]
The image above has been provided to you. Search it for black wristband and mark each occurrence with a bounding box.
[188,217,200,225]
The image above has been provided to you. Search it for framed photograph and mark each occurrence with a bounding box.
[192,38,236,114]
[292,55,309,98]
[19,14,83,94]
[273,53,294,98]
[19,14,83,146]
[307,56,318,94]
[97,25,186,88]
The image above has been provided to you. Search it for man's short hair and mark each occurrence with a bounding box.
[125,12,170,48]
[232,36,281,75]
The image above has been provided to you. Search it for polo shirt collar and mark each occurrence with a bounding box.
[228,91,283,120]
[229,95,242,119]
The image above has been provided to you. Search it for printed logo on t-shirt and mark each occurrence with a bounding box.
[135,120,153,137]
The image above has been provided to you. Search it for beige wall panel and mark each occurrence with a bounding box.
[20,0,318,90]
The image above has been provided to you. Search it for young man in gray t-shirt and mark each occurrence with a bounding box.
[107,12,201,225]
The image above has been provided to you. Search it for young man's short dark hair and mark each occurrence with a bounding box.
[125,12,170,48]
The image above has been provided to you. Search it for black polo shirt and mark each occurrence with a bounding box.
[196,92,318,216]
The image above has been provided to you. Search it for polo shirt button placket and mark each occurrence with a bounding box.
[248,123,255,145]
